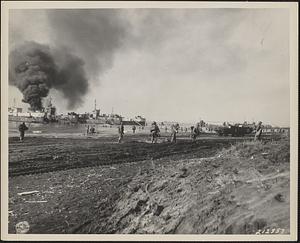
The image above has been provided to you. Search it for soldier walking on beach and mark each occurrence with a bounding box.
[170,123,180,143]
[150,121,160,143]
[90,126,96,134]
[191,123,201,141]
[18,122,28,142]
[254,121,263,141]
[118,122,124,143]
[132,125,136,134]
[190,126,194,139]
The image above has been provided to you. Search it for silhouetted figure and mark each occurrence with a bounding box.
[254,121,263,141]
[18,122,28,142]
[150,122,160,143]
[132,125,136,134]
[118,122,124,143]
[170,123,180,143]
[90,126,95,134]
[191,123,201,141]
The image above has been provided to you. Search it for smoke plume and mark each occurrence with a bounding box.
[9,41,88,111]
[9,9,131,110]
[46,9,130,79]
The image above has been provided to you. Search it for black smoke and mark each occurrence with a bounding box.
[9,10,131,110]
[46,9,130,79]
[9,41,88,111]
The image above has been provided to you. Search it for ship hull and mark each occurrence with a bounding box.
[9,115,47,124]
[86,118,122,125]
[86,119,106,125]
[122,120,146,126]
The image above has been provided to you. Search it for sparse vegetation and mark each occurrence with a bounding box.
[9,134,290,234]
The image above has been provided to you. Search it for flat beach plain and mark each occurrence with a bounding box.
[8,129,290,234]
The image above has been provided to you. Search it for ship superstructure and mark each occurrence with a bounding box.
[86,100,146,126]
[86,100,122,125]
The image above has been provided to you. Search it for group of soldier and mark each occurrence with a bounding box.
[86,125,96,134]
[18,120,264,144]
[110,120,263,144]
[117,121,202,144]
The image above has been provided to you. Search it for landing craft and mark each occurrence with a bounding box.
[8,108,46,123]
[8,98,57,124]
[85,101,146,126]
[121,116,146,126]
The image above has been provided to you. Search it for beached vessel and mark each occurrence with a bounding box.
[85,100,145,126]
[121,116,146,126]
[8,108,46,123]
[86,113,122,125]
[9,98,58,124]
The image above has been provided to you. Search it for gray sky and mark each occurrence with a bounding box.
[8,8,290,126]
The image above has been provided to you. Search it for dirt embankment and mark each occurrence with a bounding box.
[8,136,290,234]
[80,138,290,234]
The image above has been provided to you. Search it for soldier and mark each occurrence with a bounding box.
[170,123,180,143]
[191,123,201,141]
[118,122,124,143]
[18,122,28,142]
[90,126,96,134]
[254,121,263,141]
[190,126,195,140]
[132,125,136,134]
[150,121,160,143]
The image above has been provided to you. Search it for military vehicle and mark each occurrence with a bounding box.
[216,124,254,137]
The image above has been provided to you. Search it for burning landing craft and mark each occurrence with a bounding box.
[8,98,57,124]
[9,42,146,126]
[9,42,89,117]
[8,108,46,123]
